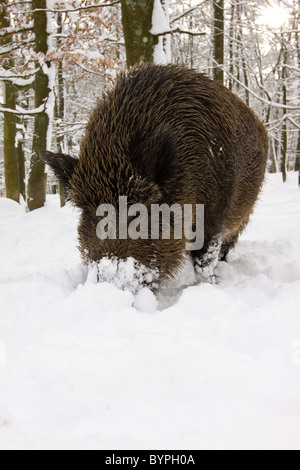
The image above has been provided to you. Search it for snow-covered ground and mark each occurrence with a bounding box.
[0,173,299,450]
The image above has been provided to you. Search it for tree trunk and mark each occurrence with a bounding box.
[296,133,300,171]
[17,136,26,200]
[27,0,50,211]
[294,2,300,185]
[235,1,250,105]
[270,138,278,174]
[189,2,194,70]
[213,0,224,85]
[121,0,157,67]
[241,55,249,106]
[228,0,235,91]
[280,114,287,183]
[3,82,19,202]
[281,43,288,183]
[295,132,300,186]
[0,0,20,202]
[56,11,66,207]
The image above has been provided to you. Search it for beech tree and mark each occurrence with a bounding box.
[1,0,299,199]
[0,0,122,207]
[121,0,156,67]
[0,0,19,202]
[121,0,172,67]
[27,0,51,211]
[171,0,299,180]
[213,0,224,85]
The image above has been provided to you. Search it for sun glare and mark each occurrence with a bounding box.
[258,5,290,29]
[259,6,288,29]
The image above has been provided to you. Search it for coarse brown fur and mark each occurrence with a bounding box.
[40,63,268,287]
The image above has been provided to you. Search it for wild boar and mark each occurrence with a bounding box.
[40,63,268,290]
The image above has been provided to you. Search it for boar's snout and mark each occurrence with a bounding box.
[92,257,159,293]
[78,215,186,290]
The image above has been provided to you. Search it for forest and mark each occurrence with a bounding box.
[0,0,299,209]
[1,1,300,451]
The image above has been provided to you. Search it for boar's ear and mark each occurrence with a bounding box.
[133,128,177,189]
[39,150,78,187]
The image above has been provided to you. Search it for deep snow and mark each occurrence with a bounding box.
[0,173,299,450]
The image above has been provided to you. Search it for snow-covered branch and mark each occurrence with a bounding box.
[0,1,32,6]
[225,68,300,110]
[267,113,300,131]
[286,116,300,129]
[0,25,32,38]
[170,0,209,25]
[0,103,46,116]
[74,62,114,79]
[154,27,206,37]
[273,0,297,11]
[0,68,39,80]
[281,64,300,74]
[0,42,34,55]
[33,1,120,14]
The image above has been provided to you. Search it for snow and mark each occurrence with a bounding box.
[0,173,300,450]
[93,257,159,295]
[0,81,4,104]
[0,68,36,88]
[133,287,158,314]
[151,0,171,65]
[0,198,25,218]
[151,0,170,36]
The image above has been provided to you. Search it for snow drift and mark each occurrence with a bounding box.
[0,173,299,450]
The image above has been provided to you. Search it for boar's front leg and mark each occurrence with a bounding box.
[192,235,222,284]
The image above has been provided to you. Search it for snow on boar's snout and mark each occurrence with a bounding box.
[39,63,268,291]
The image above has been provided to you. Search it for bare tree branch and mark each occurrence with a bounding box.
[267,114,300,131]
[74,62,113,79]
[281,64,300,74]
[286,116,300,129]
[225,67,300,110]
[154,27,206,37]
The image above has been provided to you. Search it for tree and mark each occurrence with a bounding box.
[121,0,157,67]
[55,11,66,207]
[281,40,288,183]
[17,117,26,200]
[0,0,19,202]
[1,1,122,207]
[213,0,224,85]
[1,0,300,197]
[294,0,300,184]
[27,0,52,211]
[235,1,249,105]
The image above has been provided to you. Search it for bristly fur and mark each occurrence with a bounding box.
[39,63,268,287]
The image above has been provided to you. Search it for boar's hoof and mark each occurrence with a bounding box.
[194,235,222,284]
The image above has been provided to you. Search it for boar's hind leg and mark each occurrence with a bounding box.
[219,233,239,262]
[192,235,222,284]
[219,211,251,261]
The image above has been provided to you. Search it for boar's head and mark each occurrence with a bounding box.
[39,148,186,290]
